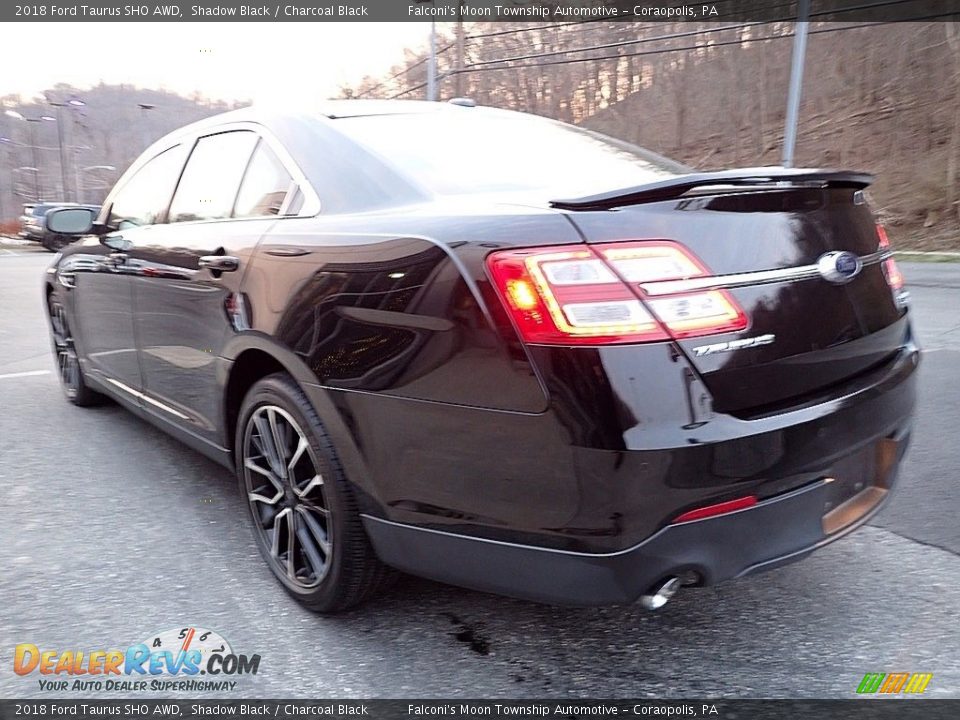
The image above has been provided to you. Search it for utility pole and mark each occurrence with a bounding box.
[49,103,70,201]
[28,121,42,201]
[47,98,85,202]
[0,138,8,220]
[5,111,44,201]
[454,14,465,97]
[74,151,81,203]
[782,0,811,168]
[427,20,437,101]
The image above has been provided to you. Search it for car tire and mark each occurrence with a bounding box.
[47,295,105,407]
[235,372,396,612]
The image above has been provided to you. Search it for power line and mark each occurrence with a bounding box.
[454,13,954,74]
[364,4,772,96]
[809,0,925,18]
[389,81,429,100]
[459,34,781,73]
[464,0,756,36]
[362,0,936,100]
[464,20,777,68]
[358,41,456,98]
[465,18,617,40]
[463,0,918,69]
[462,0,752,43]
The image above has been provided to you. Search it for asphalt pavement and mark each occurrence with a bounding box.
[1,248,958,699]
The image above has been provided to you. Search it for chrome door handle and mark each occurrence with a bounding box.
[198,255,239,272]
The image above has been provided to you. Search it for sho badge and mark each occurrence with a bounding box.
[692,334,776,357]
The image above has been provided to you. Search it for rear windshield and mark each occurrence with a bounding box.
[334,110,686,198]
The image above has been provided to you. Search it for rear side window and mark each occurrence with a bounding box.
[234,140,293,218]
[335,110,685,198]
[168,131,258,223]
[108,144,188,229]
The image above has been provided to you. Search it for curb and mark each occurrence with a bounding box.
[895,251,960,263]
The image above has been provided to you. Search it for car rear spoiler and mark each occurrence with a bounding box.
[550,168,875,211]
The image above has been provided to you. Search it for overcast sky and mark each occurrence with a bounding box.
[1,23,436,104]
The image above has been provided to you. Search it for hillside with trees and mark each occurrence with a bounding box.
[0,84,246,218]
[342,21,960,250]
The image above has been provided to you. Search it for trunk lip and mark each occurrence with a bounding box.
[550,167,875,211]
[640,249,892,296]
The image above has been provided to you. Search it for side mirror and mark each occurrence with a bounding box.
[45,207,97,235]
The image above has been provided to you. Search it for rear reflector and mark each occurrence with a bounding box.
[877,224,904,291]
[671,495,758,524]
[486,241,747,345]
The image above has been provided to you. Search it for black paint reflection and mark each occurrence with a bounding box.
[277,247,462,390]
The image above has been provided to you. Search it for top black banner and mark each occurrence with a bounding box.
[5,0,960,22]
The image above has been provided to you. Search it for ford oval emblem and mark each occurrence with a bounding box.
[817,251,862,284]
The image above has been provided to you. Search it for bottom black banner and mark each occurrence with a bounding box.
[0,700,958,720]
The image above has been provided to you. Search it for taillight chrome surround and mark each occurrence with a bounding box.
[876,224,904,292]
[486,241,748,346]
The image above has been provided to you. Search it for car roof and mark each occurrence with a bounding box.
[152,100,486,144]
[315,99,457,119]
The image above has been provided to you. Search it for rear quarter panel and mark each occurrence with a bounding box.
[238,205,579,413]
[231,205,584,527]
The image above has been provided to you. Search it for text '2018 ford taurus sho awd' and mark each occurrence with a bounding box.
[43,101,917,612]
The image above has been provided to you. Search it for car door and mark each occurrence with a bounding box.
[128,128,296,448]
[71,143,189,396]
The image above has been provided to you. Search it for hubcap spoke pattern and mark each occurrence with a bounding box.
[49,302,79,398]
[242,405,332,588]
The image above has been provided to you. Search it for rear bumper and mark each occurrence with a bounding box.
[360,335,918,605]
[363,429,910,605]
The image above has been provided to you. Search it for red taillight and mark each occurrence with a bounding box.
[486,241,747,346]
[671,495,758,524]
[877,224,904,291]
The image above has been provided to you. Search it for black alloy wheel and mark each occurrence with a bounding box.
[236,373,395,612]
[48,296,102,406]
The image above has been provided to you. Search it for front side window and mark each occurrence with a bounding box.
[168,131,258,223]
[234,141,293,218]
[108,144,188,230]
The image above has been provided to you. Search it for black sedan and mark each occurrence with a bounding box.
[43,101,918,612]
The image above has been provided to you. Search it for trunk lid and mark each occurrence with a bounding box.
[558,173,908,415]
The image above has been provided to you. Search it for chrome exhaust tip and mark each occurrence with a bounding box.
[639,576,682,610]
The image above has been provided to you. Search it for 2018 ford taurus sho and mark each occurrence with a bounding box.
[42,100,917,612]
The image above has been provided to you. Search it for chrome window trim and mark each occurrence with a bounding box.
[169,120,321,219]
[639,250,891,296]
[99,141,188,229]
